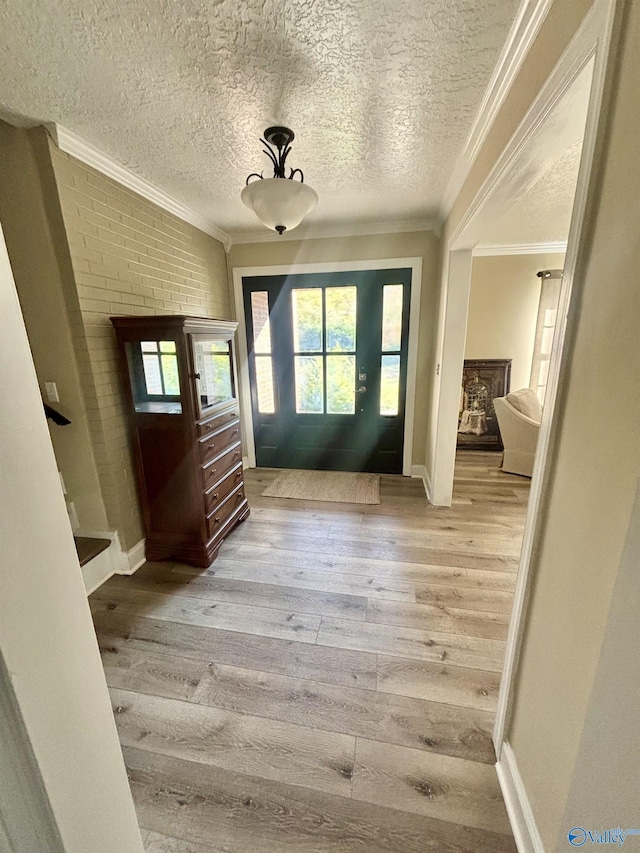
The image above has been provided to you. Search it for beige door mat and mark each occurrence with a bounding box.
[261,469,380,504]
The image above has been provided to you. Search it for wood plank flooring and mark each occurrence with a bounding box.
[90,451,529,852]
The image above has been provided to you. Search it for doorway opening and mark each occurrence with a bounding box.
[232,258,423,477]
[428,0,616,760]
[242,269,411,474]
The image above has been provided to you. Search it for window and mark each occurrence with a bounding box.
[530,274,562,405]
[126,339,183,414]
[292,286,357,414]
[251,291,276,414]
[379,284,403,416]
[140,340,180,396]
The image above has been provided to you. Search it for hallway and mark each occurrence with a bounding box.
[90,452,529,852]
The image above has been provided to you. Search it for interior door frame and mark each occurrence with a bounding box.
[426,0,617,762]
[232,257,422,476]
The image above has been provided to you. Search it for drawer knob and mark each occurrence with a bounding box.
[212,492,219,500]
[214,516,221,524]
[209,468,217,476]
[235,470,242,478]
[207,443,215,450]
[231,429,239,436]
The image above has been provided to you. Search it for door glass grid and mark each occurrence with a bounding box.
[193,339,233,410]
[292,286,356,414]
[380,284,403,416]
[251,291,276,413]
[140,340,180,396]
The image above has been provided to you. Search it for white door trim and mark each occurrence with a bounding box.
[492,0,618,758]
[232,257,422,477]
[425,0,618,759]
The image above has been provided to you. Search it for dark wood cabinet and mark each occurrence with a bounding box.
[111,315,249,567]
[457,358,512,451]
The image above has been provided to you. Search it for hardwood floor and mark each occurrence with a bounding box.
[90,451,529,852]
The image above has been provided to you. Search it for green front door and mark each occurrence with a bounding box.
[243,268,411,474]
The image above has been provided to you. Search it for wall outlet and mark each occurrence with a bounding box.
[44,381,60,403]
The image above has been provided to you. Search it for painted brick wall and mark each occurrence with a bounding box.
[50,143,230,551]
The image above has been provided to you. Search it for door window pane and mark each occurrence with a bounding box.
[142,353,163,394]
[256,356,276,414]
[161,355,180,395]
[139,341,180,397]
[380,354,400,416]
[194,340,233,410]
[326,287,356,352]
[251,291,272,354]
[327,355,355,414]
[295,356,324,413]
[292,289,322,352]
[381,285,403,352]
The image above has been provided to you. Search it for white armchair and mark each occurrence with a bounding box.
[494,389,542,477]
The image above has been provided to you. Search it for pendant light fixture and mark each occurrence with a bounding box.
[241,126,317,235]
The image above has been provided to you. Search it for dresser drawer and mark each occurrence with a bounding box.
[199,422,241,465]
[197,407,240,437]
[204,463,244,514]
[201,443,242,490]
[206,484,246,540]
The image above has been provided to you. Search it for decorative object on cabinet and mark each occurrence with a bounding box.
[111,315,249,567]
[457,358,512,451]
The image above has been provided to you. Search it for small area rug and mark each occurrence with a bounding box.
[261,469,380,505]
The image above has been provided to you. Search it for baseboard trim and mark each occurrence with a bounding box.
[83,558,115,596]
[425,468,433,503]
[76,529,145,590]
[76,528,121,595]
[410,465,428,499]
[119,539,146,575]
[496,742,544,853]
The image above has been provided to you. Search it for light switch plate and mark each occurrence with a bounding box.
[44,381,59,403]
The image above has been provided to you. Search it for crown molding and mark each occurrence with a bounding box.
[53,125,230,247]
[229,218,439,246]
[440,0,554,222]
[473,241,567,256]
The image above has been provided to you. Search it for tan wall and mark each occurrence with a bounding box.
[465,253,565,391]
[0,123,108,531]
[508,3,640,847]
[229,231,440,467]
[561,483,640,835]
[50,143,231,550]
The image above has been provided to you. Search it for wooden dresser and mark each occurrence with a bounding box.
[111,315,249,568]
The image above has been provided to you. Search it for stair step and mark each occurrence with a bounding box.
[74,536,111,567]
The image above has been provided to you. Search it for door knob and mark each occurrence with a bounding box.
[356,386,367,393]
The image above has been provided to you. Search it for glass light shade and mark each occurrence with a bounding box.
[241,177,318,233]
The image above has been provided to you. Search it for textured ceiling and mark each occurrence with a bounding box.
[0,0,521,237]
[478,137,584,247]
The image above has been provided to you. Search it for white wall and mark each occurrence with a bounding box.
[0,221,143,852]
[465,253,565,392]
